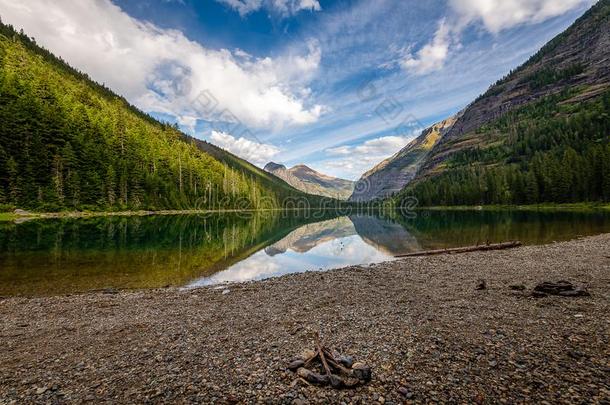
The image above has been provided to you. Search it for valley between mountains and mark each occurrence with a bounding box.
[1,2,610,404]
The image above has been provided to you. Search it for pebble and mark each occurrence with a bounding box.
[1,235,608,404]
[398,387,413,398]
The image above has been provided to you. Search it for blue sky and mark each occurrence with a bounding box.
[0,0,596,179]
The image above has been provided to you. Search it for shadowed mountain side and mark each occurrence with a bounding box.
[0,22,318,213]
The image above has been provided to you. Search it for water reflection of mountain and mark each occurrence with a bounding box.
[263,211,610,259]
[348,215,421,256]
[3,210,610,296]
[263,215,423,257]
[264,217,355,256]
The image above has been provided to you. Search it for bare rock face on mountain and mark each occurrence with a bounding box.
[414,0,610,180]
[349,117,457,202]
[353,1,610,205]
[264,163,355,200]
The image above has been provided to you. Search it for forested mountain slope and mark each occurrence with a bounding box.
[0,22,313,212]
[399,0,610,206]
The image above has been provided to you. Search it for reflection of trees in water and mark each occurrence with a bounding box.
[382,210,610,250]
[2,209,609,295]
[0,211,341,295]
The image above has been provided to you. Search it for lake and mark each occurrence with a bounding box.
[2,209,610,296]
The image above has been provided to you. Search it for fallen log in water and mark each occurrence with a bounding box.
[395,241,522,258]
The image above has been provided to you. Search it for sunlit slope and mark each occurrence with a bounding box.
[0,22,313,212]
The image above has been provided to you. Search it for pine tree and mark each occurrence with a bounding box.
[603,145,610,201]
[51,154,64,205]
[6,157,20,203]
[106,165,117,207]
[524,172,539,204]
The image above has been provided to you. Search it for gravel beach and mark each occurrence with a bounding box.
[1,234,609,404]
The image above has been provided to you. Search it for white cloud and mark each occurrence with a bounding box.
[402,20,452,75]
[295,0,322,12]
[0,0,323,130]
[327,136,409,157]
[216,0,262,16]
[449,0,591,33]
[324,135,412,179]
[210,131,280,166]
[402,0,590,76]
[216,0,321,17]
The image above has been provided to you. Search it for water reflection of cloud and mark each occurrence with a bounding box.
[187,234,393,288]
[189,253,282,287]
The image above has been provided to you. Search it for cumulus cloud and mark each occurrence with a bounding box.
[327,136,409,157]
[324,135,412,179]
[402,20,452,75]
[210,131,280,166]
[216,0,321,17]
[402,0,590,76]
[0,0,322,130]
[449,0,591,33]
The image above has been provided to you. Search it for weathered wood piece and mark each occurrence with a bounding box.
[287,332,372,389]
[395,241,522,258]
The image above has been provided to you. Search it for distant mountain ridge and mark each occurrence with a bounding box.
[349,116,457,202]
[264,163,355,200]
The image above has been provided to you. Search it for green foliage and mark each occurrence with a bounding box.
[471,1,609,103]
[525,0,610,67]
[401,90,610,206]
[524,64,584,90]
[0,203,15,212]
[0,22,313,211]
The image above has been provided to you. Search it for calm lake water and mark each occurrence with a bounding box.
[1,209,610,296]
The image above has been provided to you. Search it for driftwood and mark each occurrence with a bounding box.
[533,281,590,297]
[288,332,371,389]
[395,241,522,258]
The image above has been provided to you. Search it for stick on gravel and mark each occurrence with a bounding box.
[395,241,522,258]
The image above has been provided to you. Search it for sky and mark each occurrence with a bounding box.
[0,0,597,180]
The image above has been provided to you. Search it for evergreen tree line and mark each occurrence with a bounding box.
[402,90,610,206]
[0,22,309,212]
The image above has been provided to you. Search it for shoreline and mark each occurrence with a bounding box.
[0,208,345,222]
[1,234,609,403]
[419,202,610,212]
[2,202,610,222]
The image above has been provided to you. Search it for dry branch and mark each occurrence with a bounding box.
[395,241,522,258]
[288,332,371,389]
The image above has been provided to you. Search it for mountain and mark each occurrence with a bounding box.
[396,0,610,206]
[0,22,316,212]
[349,117,457,202]
[264,163,355,200]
